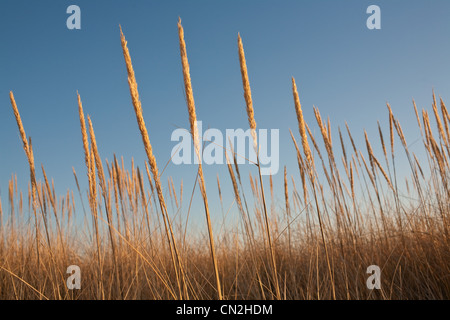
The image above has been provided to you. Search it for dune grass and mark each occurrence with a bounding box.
[0,21,448,300]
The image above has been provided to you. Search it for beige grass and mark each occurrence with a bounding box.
[178,18,222,300]
[120,25,185,299]
[237,33,282,300]
[1,20,449,301]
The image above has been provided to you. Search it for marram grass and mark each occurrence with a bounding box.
[1,20,449,300]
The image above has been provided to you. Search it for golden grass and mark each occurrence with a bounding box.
[237,34,257,151]
[9,91,41,265]
[120,25,185,299]
[178,18,222,300]
[1,19,449,301]
[292,78,313,166]
[238,33,281,300]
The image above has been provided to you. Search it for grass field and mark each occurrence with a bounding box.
[0,20,448,300]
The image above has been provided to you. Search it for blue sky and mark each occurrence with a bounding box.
[1,1,450,227]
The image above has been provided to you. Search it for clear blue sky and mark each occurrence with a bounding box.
[1,1,450,227]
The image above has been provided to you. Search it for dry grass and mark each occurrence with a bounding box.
[178,18,222,300]
[238,33,281,300]
[0,20,449,300]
